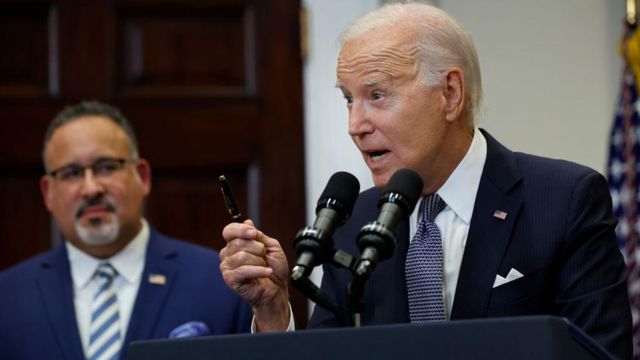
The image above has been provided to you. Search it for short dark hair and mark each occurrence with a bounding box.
[43,101,139,170]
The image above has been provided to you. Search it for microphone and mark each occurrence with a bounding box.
[355,168,423,277]
[168,321,210,338]
[291,172,360,280]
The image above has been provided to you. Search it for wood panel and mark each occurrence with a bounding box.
[145,168,249,251]
[117,4,253,97]
[0,171,51,263]
[0,2,55,98]
[0,0,308,326]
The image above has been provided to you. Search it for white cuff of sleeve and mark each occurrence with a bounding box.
[250,302,296,333]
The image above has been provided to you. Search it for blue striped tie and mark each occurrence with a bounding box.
[405,194,446,322]
[88,263,121,360]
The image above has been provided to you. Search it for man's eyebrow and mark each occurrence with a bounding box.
[364,80,382,87]
[335,78,388,89]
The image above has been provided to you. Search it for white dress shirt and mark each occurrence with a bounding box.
[66,219,149,356]
[409,128,487,319]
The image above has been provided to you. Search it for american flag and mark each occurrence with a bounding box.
[608,21,640,359]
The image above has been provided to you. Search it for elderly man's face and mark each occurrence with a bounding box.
[40,116,151,257]
[337,30,450,189]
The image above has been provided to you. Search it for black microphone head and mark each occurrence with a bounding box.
[379,168,423,214]
[316,171,360,223]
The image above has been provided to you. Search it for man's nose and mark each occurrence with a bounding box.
[79,169,105,198]
[348,100,375,137]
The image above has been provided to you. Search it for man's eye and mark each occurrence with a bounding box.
[94,161,120,175]
[344,96,353,104]
[372,92,383,100]
[60,167,83,180]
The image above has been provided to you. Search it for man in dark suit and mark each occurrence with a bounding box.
[219,3,632,359]
[0,101,252,359]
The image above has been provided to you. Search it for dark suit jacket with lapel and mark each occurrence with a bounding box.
[308,130,632,359]
[0,227,252,360]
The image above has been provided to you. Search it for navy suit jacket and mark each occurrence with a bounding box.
[0,228,252,360]
[309,130,632,359]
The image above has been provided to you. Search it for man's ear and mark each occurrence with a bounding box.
[135,159,152,196]
[40,175,53,212]
[443,67,466,122]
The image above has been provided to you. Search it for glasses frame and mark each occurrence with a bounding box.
[46,157,137,182]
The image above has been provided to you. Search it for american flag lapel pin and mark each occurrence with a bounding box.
[493,210,508,220]
[148,273,167,285]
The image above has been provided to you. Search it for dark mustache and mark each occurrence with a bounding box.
[75,196,116,219]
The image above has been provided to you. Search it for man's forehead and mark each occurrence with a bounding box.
[336,42,419,88]
[335,73,394,90]
[339,36,417,60]
[45,116,129,165]
[52,115,123,137]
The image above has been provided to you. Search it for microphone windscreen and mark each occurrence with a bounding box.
[168,321,210,339]
[381,168,423,211]
[317,171,360,217]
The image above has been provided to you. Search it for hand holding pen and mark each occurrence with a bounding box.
[218,175,292,332]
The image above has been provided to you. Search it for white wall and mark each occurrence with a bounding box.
[440,0,623,173]
[302,0,624,314]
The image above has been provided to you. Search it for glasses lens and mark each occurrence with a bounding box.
[57,166,84,181]
[93,158,125,177]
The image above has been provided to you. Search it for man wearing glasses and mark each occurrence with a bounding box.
[0,101,252,360]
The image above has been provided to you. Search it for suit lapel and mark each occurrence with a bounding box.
[123,230,178,345]
[451,130,523,319]
[37,246,85,360]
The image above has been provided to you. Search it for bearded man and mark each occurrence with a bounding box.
[0,101,252,360]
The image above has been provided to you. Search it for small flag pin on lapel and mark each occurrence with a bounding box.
[148,273,166,285]
[493,210,508,220]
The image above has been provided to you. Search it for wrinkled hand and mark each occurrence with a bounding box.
[220,219,290,332]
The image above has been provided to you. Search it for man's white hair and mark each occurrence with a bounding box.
[339,3,483,120]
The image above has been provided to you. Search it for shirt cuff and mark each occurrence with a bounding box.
[250,302,296,333]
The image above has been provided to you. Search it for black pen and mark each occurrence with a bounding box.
[217,175,245,223]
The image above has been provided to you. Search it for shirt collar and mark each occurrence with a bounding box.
[66,219,150,290]
[435,127,487,224]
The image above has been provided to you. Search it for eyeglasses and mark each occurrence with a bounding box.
[47,157,136,182]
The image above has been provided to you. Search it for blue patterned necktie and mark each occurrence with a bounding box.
[405,194,446,322]
[88,263,121,360]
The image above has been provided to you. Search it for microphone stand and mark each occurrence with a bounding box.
[291,239,393,328]
[345,273,365,327]
[346,246,382,327]
[290,249,357,325]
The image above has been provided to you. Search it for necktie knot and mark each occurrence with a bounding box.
[95,263,117,284]
[421,194,445,223]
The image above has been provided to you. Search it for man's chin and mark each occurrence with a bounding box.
[75,219,120,246]
[371,171,394,189]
